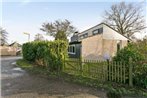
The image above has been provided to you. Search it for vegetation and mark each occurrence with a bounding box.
[0,27,8,45]
[22,40,68,72]
[34,33,44,41]
[103,2,146,38]
[17,59,147,98]
[113,43,144,63]
[113,41,147,89]
[40,19,76,41]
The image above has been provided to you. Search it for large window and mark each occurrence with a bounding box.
[92,27,103,35]
[68,45,76,54]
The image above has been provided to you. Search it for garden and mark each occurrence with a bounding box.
[17,39,147,98]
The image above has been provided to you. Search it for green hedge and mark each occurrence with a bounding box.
[22,40,68,71]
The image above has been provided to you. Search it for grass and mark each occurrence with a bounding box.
[17,59,48,75]
[16,59,147,98]
[16,59,60,77]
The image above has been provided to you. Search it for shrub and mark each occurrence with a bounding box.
[107,88,122,98]
[22,40,68,72]
[133,63,147,88]
[22,42,36,61]
[113,43,144,64]
[113,42,147,88]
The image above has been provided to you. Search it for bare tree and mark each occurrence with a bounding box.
[40,19,76,41]
[34,33,44,41]
[0,27,8,45]
[103,2,146,38]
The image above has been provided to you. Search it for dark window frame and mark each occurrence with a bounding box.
[68,45,76,54]
[92,27,103,35]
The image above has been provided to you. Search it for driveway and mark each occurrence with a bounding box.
[1,56,107,98]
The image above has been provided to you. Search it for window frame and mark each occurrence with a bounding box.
[68,45,76,54]
[92,27,103,35]
[92,29,99,35]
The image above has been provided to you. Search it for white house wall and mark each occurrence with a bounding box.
[102,24,128,40]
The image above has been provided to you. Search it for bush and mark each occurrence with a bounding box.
[113,43,144,63]
[22,40,68,72]
[134,63,147,88]
[113,42,147,88]
[107,88,122,98]
[22,42,36,61]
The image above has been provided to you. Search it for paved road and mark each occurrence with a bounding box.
[1,56,107,98]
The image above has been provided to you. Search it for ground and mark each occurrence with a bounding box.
[1,56,145,98]
[1,56,107,98]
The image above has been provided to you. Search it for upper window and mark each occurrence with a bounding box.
[80,33,88,39]
[99,27,103,34]
[92,27,103,35]
[92,29,98,35]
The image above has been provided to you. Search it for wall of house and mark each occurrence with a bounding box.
[102,39,128,60]
[0,46,17,56]
[81,34,103,60]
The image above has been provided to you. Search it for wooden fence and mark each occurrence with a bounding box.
[63,58,133,86]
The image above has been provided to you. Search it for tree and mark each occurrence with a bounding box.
[34,33,44,41]
[40,19,76,41]
[0,27,8,45]
[103,2,146,38]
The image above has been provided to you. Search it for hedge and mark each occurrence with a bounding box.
[22,40,68,71]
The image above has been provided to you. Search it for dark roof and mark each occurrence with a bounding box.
[69,41,81,45]
[9,42,22,47]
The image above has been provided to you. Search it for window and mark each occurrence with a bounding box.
[68,45,76,54]
[92,27,103,35]
[80,33,88,39]
[99,27,103,34]
[92,29,98,35]
[117,41,121,52]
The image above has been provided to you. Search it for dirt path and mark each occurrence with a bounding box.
[1,57,107,98]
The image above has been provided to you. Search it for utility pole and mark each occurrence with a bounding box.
[23,32,30,42]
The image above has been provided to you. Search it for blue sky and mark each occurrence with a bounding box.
[1,0,147,44]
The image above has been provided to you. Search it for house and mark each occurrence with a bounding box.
[9,42,22,55]
[0,42,22,56]
[68,23,129,60]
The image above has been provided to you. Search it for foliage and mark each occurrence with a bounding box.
[133,63,147,89]
[0,27,8,45]
[22,42,36,61]
[113,42,147,88]
[22,40,68,72]
[34,33,44,41]
[107,88,122,98]
[135,39,147,58]
[40,19,76,41]
[103,2,146,38]
[113,43,144,64]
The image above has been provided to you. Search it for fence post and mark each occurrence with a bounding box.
[107,59,110,81]
[79,57,83,76]
[129,57,133,87]
[63,54,65,72]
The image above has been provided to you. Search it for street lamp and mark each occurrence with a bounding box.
[23,32,30,42]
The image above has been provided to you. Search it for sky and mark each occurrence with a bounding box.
[1,0,147,44]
